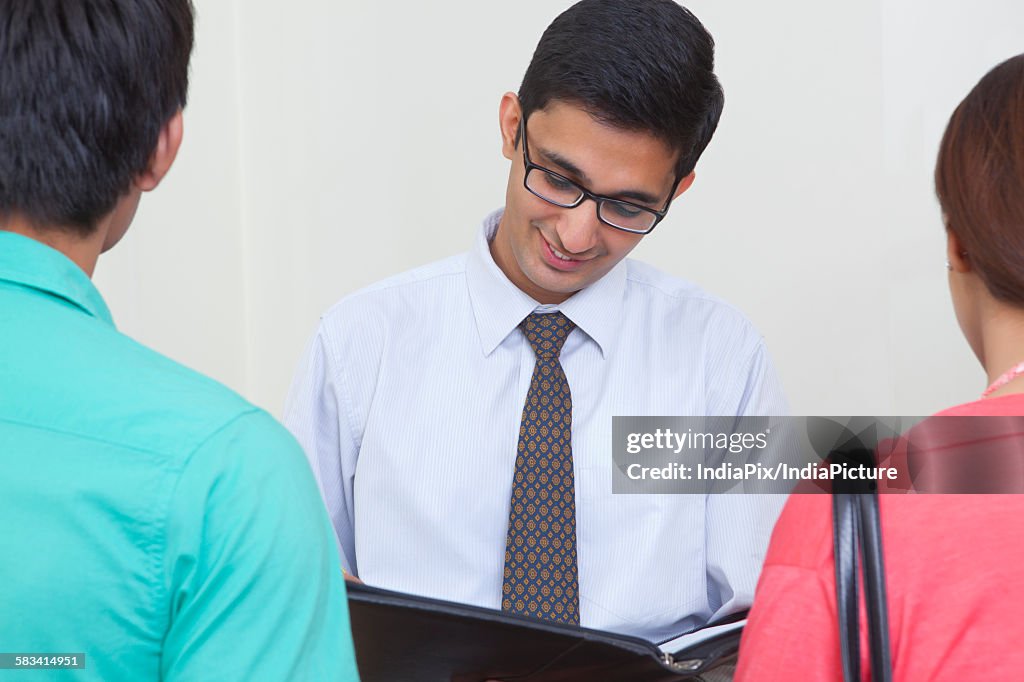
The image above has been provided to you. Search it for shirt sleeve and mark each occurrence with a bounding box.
[714,338,789,418]
[283,324,359,574]
[734,494,843,680]
[705,493,787,620]
[705,337,789,621]
[734,563,841,680]
[159,410,360,682]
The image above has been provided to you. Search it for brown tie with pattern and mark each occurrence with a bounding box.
[501,311,579,625]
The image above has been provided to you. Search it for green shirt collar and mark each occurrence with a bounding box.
[0,231,114,326]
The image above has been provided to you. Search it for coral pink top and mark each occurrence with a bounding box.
[736,394,1024,681]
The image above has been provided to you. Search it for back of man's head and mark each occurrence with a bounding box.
[518,0,723,179]
[0,0,195,236]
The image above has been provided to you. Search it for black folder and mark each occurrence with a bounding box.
[347,583,744,681]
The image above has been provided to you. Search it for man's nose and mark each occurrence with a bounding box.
[555,200,601,255]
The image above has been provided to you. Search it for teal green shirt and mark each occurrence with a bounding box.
[0,232,360,681]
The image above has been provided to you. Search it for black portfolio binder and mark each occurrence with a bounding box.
[347,583,744,681]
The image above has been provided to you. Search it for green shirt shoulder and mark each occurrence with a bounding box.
[0,232,359,681]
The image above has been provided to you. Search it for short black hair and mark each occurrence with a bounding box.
[0,0,195,235]
[518,0,724,179]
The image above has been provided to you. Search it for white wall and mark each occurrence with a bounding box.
[94,1,1024,417]
[94,0,249,394]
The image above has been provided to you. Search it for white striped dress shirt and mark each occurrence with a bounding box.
[284,209,788,643]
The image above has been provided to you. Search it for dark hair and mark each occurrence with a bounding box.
[936,54,1024,306]
[517,0,724,179]
[0,0,195,235]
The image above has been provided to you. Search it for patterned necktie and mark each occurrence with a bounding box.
[501,311,579,625]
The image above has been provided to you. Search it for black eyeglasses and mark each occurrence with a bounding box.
[519,118,677,235]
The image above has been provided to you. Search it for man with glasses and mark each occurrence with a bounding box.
[286,0,786,642]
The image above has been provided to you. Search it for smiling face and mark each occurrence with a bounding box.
[491,96,694,304]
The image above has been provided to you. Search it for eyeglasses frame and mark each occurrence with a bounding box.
[518,117,681,235]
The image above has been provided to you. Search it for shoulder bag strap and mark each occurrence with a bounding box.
[832,490,893,682]
[832,491,861,682]
[858,489,893,682]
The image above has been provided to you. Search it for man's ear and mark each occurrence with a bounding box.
[947,229,971,273]
[135,109,184,192]
[498,92,522,162]
[673,171,696,200]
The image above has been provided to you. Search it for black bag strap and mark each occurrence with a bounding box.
[832,492,861,682]
[858,489,893,680]
[832,489,893,682]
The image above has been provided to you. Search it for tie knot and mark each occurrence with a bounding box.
[520,312,576,360]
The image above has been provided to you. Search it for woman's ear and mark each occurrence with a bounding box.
[946,229,970,273]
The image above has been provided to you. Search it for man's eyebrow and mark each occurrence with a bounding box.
[538,147,591,184]
[615,188,661,205]
[536,146,662,206]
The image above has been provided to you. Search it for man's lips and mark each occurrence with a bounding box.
[540,237,590,272]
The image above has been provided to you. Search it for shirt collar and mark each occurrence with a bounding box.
[0,231,114,326]
[465,209,626,358]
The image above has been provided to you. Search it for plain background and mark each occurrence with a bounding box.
[93,1,1024,417]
